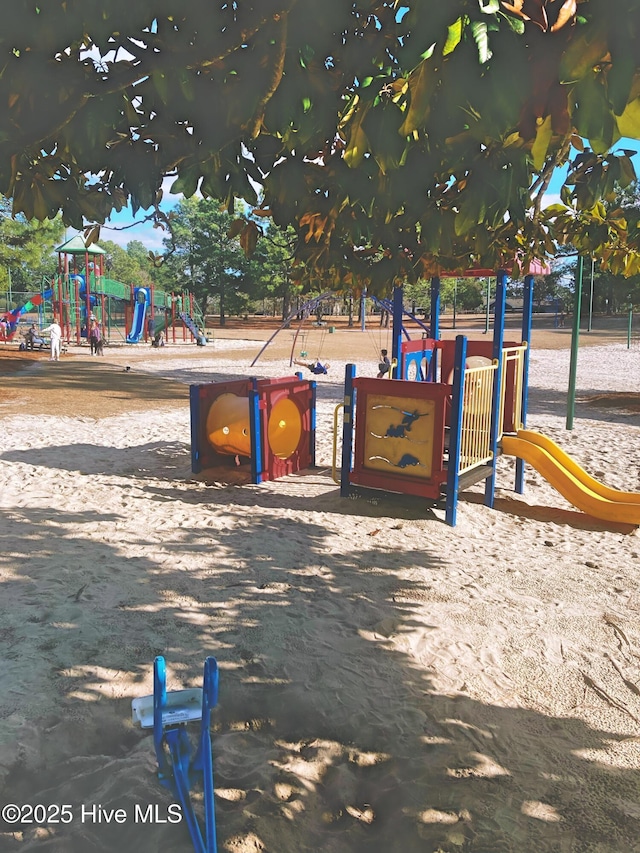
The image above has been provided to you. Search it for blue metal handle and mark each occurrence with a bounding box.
[153,656,170,778]
[202,658,218,853]
[150,656,218,853]
[167,728,206,853]
[193,657,218,853]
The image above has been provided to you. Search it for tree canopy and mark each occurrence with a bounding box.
[0,197,64,293]
[4,1,640,291]
[98,238,155,288]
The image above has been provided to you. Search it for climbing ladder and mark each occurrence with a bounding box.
[179,311,204,342]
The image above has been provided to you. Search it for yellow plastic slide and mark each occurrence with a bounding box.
[501,429,640,525]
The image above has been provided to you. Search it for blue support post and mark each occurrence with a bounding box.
[566,256,584,430]
[430,276,440,340]
[310,379,317,466]
[445,335,467,526]
[153,656,170,779]
[249,380,262,484]
[515,274,534,494]
[340,364,356,497]
[360,288,367,332]
[391,285,403,378]
[193,658,219,853]
[484,269,507,508]
[190,385,202,473]
[430,276,440,381]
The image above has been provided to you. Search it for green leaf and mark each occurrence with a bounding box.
[443,18,463,56]
[617,154,637,187]
[479,0,500,13]
[573,74,618,154]
[543,203,569,216]
[170,167,200,198]
[455,190,486,236]
[502,12,525,33]
[616,98,640,139]
[151,70,169,105]
[398,60,437,136]
[362,103,406,173]
[559,24,607,84]
[344,104,370,168]
[531,115,553,170]
[470,21,492,64]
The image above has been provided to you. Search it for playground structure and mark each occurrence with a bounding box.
[132,656,218,853]
[189,267,640,527]
[338,271,640,526]
[2,234,205,347]
[190,374,317,484]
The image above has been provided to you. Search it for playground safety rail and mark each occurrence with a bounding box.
[458,359,498,475]
[498,344,527,438]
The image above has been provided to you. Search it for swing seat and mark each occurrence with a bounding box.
[132,687,204,728]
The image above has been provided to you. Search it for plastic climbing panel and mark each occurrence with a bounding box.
[351,378,450,500]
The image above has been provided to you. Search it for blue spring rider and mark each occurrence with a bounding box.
[132,656,218,853]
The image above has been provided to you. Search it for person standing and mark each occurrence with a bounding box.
[42,318,62,361]
[89,318,101,355]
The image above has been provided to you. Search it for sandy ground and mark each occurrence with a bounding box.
[1,318,640,852]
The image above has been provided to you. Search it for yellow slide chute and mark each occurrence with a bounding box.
[501,429,640,525]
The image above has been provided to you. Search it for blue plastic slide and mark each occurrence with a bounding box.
[127,287,150,343]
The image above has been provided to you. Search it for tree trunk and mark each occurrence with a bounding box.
[219,286,226,327]
[282,289,291,320]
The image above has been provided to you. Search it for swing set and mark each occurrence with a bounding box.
[367,293,433,379]
[250,292,334,368]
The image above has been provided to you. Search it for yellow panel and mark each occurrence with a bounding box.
[206,393,251,456]
[362,394,436,478]
[268,397,302,460]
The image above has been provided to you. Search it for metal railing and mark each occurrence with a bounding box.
[498,344,527,438]
[458,360,498,474]
[457,343,527,475]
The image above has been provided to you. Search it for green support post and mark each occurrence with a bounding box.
[566,255,584,431]
[587,258,594,332]
[628,306,633,349]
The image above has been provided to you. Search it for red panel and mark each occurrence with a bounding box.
[401,338,437,354]
[256,376,314,482]
[193,375,315,482]
[350,378,449,499]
